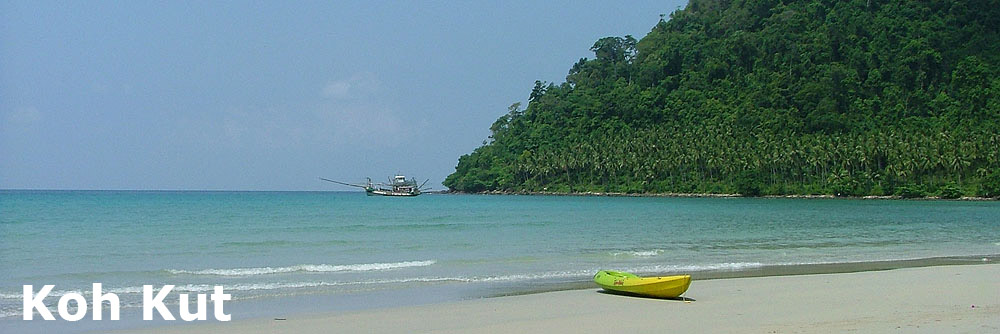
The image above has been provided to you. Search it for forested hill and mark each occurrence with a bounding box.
[445,0,1000,198]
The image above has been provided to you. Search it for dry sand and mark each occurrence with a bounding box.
[121,264,998,333]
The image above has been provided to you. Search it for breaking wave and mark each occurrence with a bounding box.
[631,262,765,273]
[611,249,664,257]
[167,260,436,276]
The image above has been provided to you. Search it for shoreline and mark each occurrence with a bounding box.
[491,254,997,297]
[3,255,988,334]
[118,263,1000,333]
[441,190,999,201]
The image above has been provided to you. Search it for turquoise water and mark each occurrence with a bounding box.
[1,190,999,329]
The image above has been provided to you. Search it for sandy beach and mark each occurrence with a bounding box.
[121,263,998,333]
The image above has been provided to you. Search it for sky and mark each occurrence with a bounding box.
[1,0,686,191]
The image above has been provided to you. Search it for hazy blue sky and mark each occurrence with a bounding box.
[1,0,686,190]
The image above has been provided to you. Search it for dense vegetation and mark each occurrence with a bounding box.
[445,0,1000,198]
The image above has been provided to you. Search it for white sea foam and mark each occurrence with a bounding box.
[165,278,466,293]
[611,249,664,257]
[0,262,764,303]
[469,270,595,282]
[631,262,765,273]
[0,309,20,319]
[0,289,91,299]
[0,277,469,303]
[0,262,760,300]
[168,260,436,276]
[457,263,766,282]
[0,287,141,299]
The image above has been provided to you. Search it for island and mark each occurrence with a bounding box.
[445,0,1000,199]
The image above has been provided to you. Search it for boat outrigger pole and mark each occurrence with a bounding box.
[318,177,370,189]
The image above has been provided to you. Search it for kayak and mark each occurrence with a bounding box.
[593,270,691,298]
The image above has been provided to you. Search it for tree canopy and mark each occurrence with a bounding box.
[445,0,1000,198]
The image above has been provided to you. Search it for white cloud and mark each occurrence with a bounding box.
[321,81,351,99]
[314,73,418,147]
[313,103,409,147]
[321,73,380,100]
[164,72,419,158]
[5,106,42,126]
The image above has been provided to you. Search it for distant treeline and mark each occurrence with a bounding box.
[446,0,1000,198]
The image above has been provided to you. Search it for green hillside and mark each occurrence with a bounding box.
[445,0,1000,198]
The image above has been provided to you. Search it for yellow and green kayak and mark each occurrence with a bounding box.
[593,270,691,298]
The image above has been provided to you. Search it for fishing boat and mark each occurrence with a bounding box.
[593,270,691,298]
[320,175,430,197]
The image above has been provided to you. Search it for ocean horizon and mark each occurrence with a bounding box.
[2,190,998,332]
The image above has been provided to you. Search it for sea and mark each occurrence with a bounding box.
[1,190,998,332]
